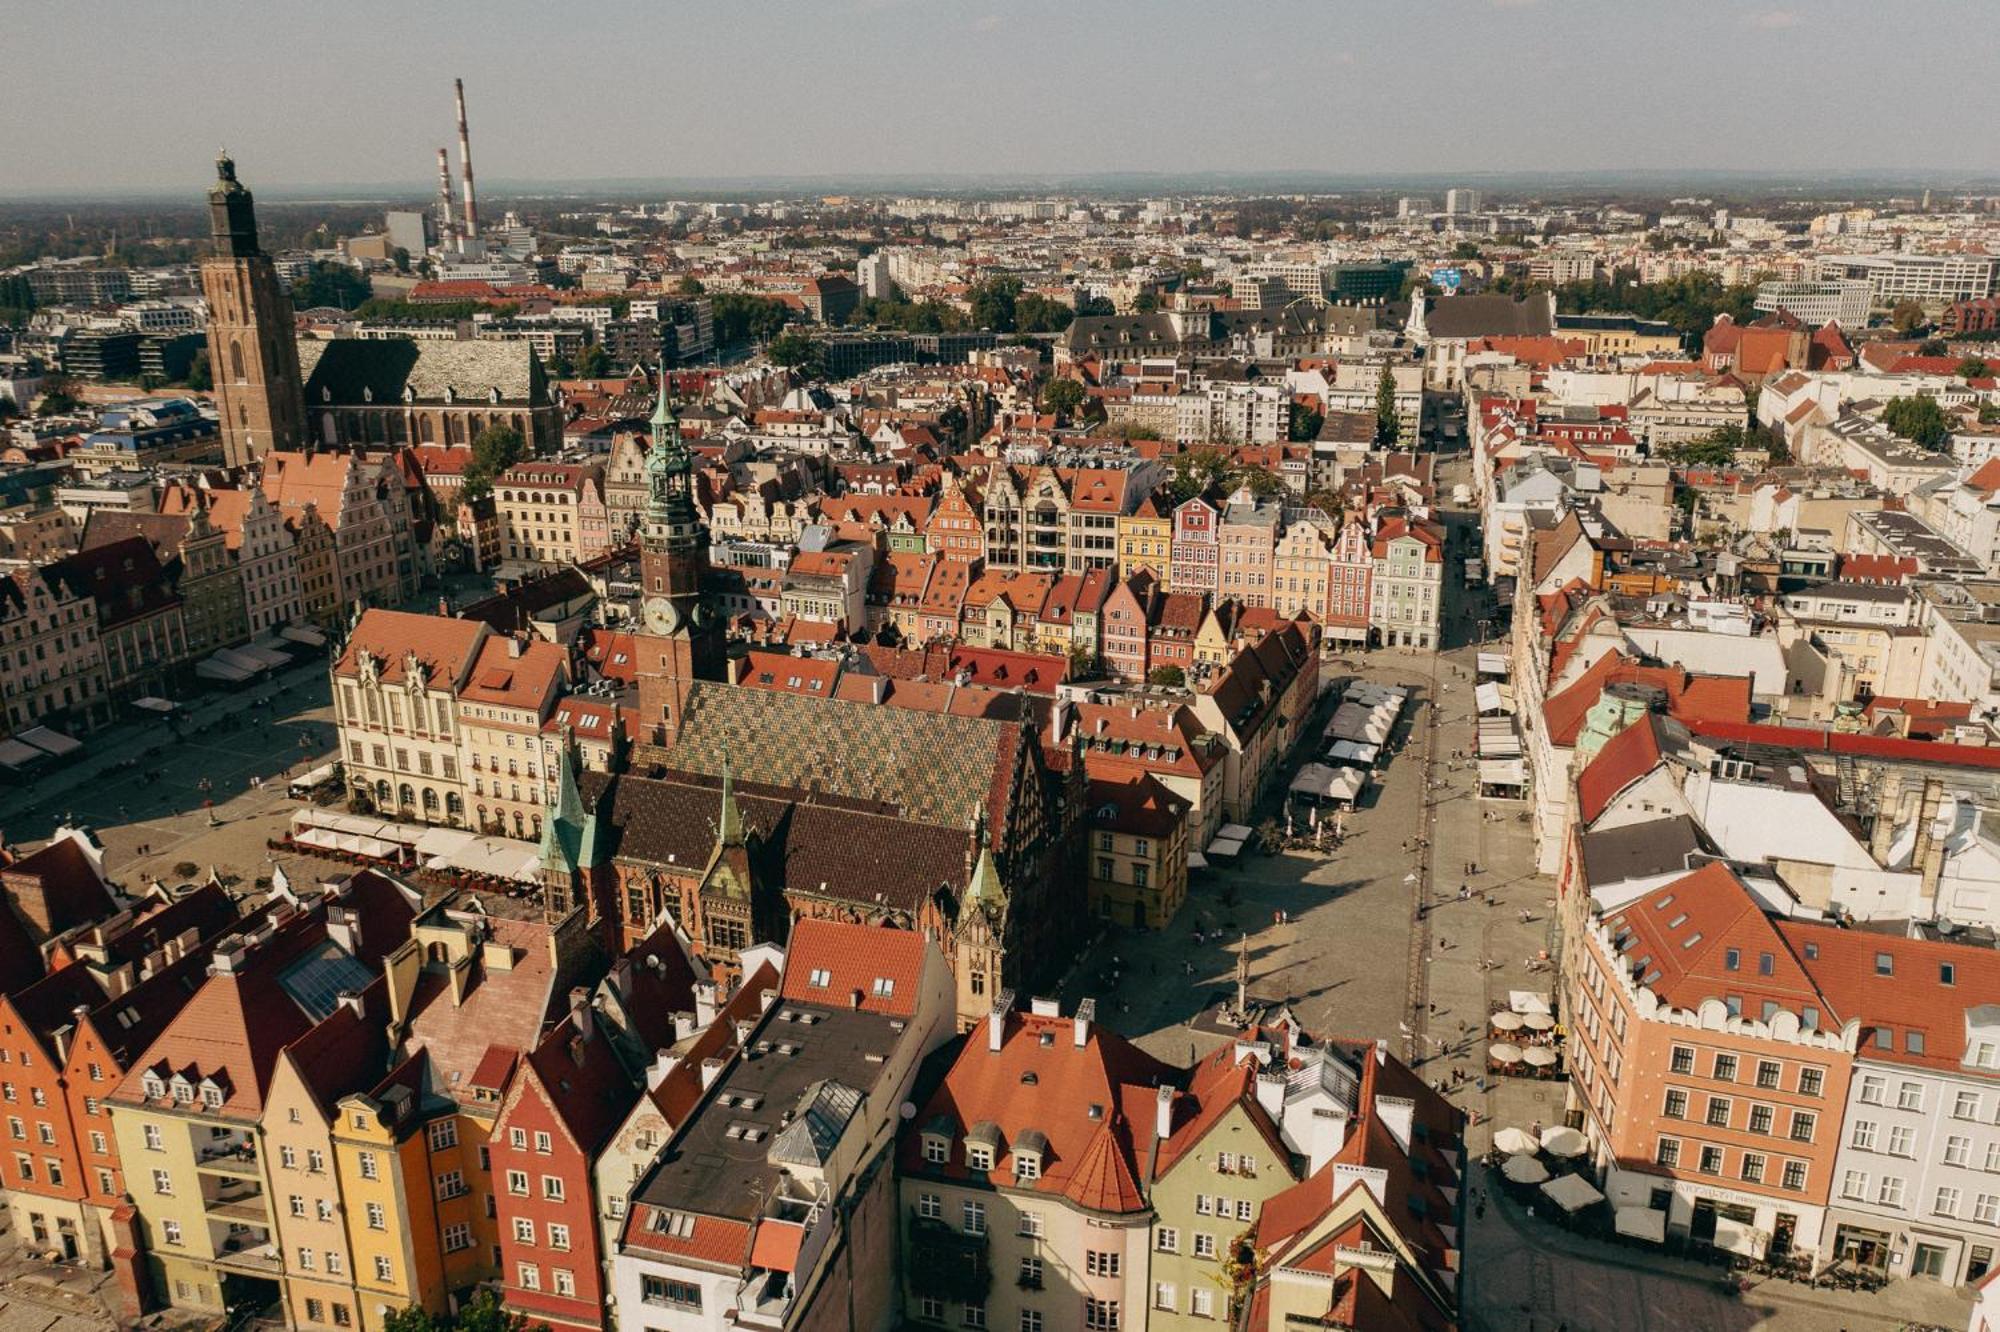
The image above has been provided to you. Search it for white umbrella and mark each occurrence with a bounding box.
[1489,1042,1524,1064]
[1541,1173,1604,1213]
[1492,1126,1537,1156]
[1523,1046,1559,1068]
[1489,1011,1524,1032]
[1541,1125,1587,1158]
[1522,1012,1555,1032]
[1502,1154,1549,1185]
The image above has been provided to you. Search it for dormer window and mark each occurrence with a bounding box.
[922,1135,948,1165]
[1015,1153,1040,1181]
[141,1071,166,1099]
[170,1075,194,1104]
[966,1143,995,1172]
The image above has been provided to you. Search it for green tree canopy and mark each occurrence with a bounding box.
[1664,423,1750,467]
[1289,403,1323,443]
[577,344,611,378]
[461,425,526,501]
[1075,295,1117,318]
[766,331,825,378]
[1375,366,1401,447]
[1890,300,1928,335]
[710,292,792,346]
[1881,395,1950,450]
[1041,377,1086,420]
[1168,447,1281,503]
[1958,356,1991,380]
[1014,293,1074,334]
[970,276,1023,332]
[676,275,705,295]
[183,347,212,392]
[1147,665,1187,688]
[383,1289,544,1332]
[291,261,371,311]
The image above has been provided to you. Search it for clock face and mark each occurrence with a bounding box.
[644,596,682,636]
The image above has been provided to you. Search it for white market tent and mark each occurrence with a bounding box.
[0,738,45,771]
[280,625,328,648]
[1501,1154,1549,1185]
[1541,1174,1604,1213]
[1323,739,1381,768]
[235,642,292,671]
[1492,1127,1537,1156]
[1477,652,1510,678]
[132,696,178,714]
[1510,991,1553,1016]
[1541,1126,1587,1158]
[1475,682,1515,716]
[1614,1207,1668,1243]
[214,646,272,677]
[1476,721,1522,757]
[1478,759,1527,790]
[1344,682,1408,709]
[293,826,402,860]
[1217,824,1255,841]
[1207,836,1246,860]
[17,726,81,758]
[1290,764,1366,806]
[197,656,254,684]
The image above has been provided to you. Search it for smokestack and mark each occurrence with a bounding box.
[454,78,479,239]
[435,147,455,245]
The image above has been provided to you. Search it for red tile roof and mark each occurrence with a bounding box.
[1575,715,1667,825]
[778,918,927,1018]
[1599,864,1821,1015]
[1542,651,1751,747]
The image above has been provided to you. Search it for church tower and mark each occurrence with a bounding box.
[633,366,725,747]
[200,152,306,468]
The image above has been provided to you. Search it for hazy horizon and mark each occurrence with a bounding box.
[6,0,1999,198]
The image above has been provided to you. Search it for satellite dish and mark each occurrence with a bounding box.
[899,1101,916,1120]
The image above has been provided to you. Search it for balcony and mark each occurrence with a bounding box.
[212,1237,282,1275]
[195,1138,260,1179]
[203,1177,269,1225]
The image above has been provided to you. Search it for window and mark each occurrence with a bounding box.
[1798,1067,1823,1098]
[1191,1289,1215,1318]
[1755,1060,1781,1090]
[326,1251,344,1276]
[1858,1074,1885,1105]
[1019,1256,1043,1289]
[1851,1120,1878,1151]
[1890,1126,1916,1157]
[962,1201,985,1236]
[162,1219,182,1245]
[1193,1232,1217,1258]
[1956,1091,1982,1120]
[307,1149,325,1173]
[427,1119,457,1150]
[517,1263,540,1292]
[143,1124,163,1151]
[1670,1046,1694,1075]
[506,1170,528,1196]
[358,1151,378,1181]
[1712,1054,1737,1082]
[917,1192,941,1221]
[1740,1154,1765,1184]
[1937,1187,1963,1218]
[317,1199,334,1222]
[1656,1138,1681,1168]
[534,1131,552,1154]
[366,1202,385,1231]
[289,1194,307,1218]
[1015,1154,1039,1181]
[1781,1161,1807,1191]
[1706,1097,1732,1128]
[924,1136,948,1164]
[298,1247,316,1271]
[641,1276,703,1310]
[333,1306,351,1328]
[1749,1105,1774,1135]
[552,1269,575,1298]
[1875,951,1894,977]
[1086,1251,1120,1278]
[921,1298,945,1323]
[1698,1146,1724,1175]
[1948,1136,1972,1167]
[1879,1176,1907,1208]
[548,1223,570,1251]
[513,1218,536,1245]
[1156,1226,1179,1253]
[1017,1209,1043,1238]
[1155,1282,1177,1311]
[1020,1313,1043,1332]
[1790,1112,1816,1143]
[1842,1170,1869,1201]
[1978,1195,2000,1226]
[541,1175,565,1201]
[435,1170,466,1200]
[151,1168,171,1195]
[307,1299,326,1324]
[966,1144,994,1172]
[280,1145,297,1169]
[1084,1299,1120,1330]
[1899,1082,1924,1111]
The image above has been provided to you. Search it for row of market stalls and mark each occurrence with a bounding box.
[1473,653,1527,799]
[285,808,542,885]
[0,725,84,776]
[193,625,326,685]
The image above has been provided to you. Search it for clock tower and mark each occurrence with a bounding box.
[634,366,724,747]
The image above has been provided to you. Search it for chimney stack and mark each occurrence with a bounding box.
[988,988,1014,1053]
[434,148,455,248]
[1073,997,1096,1048]
[694,981,719,1029]
[454,78,479,239]
[1155,1084,1175,1140]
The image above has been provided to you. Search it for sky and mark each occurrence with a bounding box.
[5,0,1998,197]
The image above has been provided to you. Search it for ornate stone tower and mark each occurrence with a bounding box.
[200,152,306,468]
[633,366,725,747]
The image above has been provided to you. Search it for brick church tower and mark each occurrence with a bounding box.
[200,152,306,468]
[633,367,725,746]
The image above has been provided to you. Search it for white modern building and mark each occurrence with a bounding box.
[1755,280,1872,329]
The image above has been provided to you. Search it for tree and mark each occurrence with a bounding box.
[34,375,79,417]
[392,246,411,274]
[1917,338,1950,357]
[1014,293,1074,334]
[1375,366,1401,447]
[676,275,705,295]
[1881,395,1950,450]
[461,425,526,501]
[1041,377,1086,420]
[1890,300,1928,335]
[383,1290,543,1332]
[1664,423,1749,467]
[184,348,212,392]
[1451,241,1483,260]
[577,344,611,378]
[1288,403,1323,443]
[1958,356,1991,380]
[1075,295,1117,318]
[1067,645,1100,680]
[1147,665,1187,688]
[969,276,1022,333]
[1133,291,1160,313]
[710,292,791,346]
[290,261,371,311]
[767,331,825,378]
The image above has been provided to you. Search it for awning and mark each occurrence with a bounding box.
[235,642,292,670]
[1217,824,1255,841]
[294,827,401,860]
[1614,1206,1668,1243]
[414,827,477,859]
[1324,740,1380,767]
[1186,851,1210,871]
[289,762,339,791]
[1500,1154,1548,1185]
[1206,836,1246,859]
[1541,1126,1587,1158]
[1291,763,1364,801]
[1492,1126,1537,1156]
[749,1219,806,1274]
[1478,758,1527,787]
[0,738,45,771]
[132,696,178,714]
[280,625,328,648]
[1510,991,1553,1016]
[17,726,81,758]
[1477,652,1510,678]
[214,647,270,676]
[1475,682,1515,715]
[1541,1174,1603,1213]
[197,658,254,684]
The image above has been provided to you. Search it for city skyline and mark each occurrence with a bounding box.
[7,0,2000,196]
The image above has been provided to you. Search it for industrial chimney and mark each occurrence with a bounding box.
[435,147,456,249]
[454,78,479,239]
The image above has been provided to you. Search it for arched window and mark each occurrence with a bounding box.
[229,340,246,382]
[421,788,439,813]
[446,792,463,823]
[398,783,415,810]
[375,779,392,807]
[425,942,448,965]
